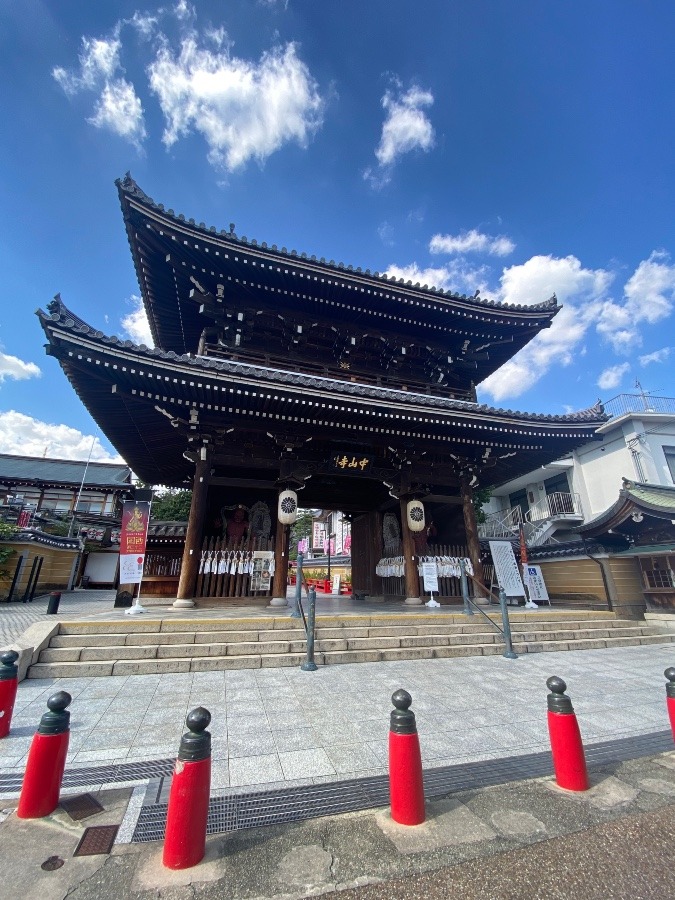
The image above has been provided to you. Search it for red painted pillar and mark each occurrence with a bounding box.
[17,691,72,818]
[546,676,589,792]
[163,707,212,870]
[665,667,675,742]
[0,651,19,739]
[388,689,425,825]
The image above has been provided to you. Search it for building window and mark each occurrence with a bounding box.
[642,555,675,589]
[663,447,675,483]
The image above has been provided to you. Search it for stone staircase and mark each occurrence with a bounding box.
[27,611,675,678]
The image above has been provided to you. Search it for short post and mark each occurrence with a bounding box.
[290,552,303,619]
[17,691,72,818]
[498,588,518,659]
[0,650,19,739]
[301,587,318,671]
[388,689,425,825]
[46,591,62,615]
[163,707,212,870]
[459,558,474,616]
[665,667,675,742]
[546,676,589,792]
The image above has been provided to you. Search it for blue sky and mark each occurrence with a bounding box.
[1,0,674,463]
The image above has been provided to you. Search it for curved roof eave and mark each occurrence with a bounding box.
[38,297,608,429]
[116,173,561,320]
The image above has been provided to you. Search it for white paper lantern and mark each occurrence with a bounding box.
[278,489,298,525]
[406,499,425,532]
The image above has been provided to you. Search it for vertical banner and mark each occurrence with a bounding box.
[119,500,151,584]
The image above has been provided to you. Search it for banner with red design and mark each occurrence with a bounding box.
[119,500,151,584]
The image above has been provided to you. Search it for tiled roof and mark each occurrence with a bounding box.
[41,296,607,427]
[117,173,559,316]
[0,453,131,488]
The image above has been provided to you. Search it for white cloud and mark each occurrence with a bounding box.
[365,83,434,185]
[52,32,146,147]
[597,363,630,391]
[0,411,124,462]
[639,347,671,366]
[0,352,41,384]
[479,255,613,403]
[429,229,515,257]
[385,259,490,296]
[148,36,324,171]
[88,79,147,146]
[595,251,675,351]
[499,254,613,307]
[121,296,154,346]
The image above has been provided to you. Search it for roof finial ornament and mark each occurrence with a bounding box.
[229,223,235,235]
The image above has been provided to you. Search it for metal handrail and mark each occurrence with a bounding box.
[465,575,504,637]
[465,573,517,659]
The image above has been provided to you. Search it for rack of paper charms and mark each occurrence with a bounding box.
[376,544,472,601]
[196,534,275,598]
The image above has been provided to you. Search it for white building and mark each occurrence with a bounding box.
[480,392,675,546]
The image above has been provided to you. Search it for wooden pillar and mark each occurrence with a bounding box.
[460,474,486,594]
[270,522,290,607]
[400,497,421,605]
[174,451,211,608]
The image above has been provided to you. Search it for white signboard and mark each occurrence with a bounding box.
[489,541,526,597]
[332,574,341,594]
[421,561,439,592]
[523,565,550,603]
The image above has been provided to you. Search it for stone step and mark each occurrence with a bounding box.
[52,610,620,637]
[28,629,675,678]
[43,622,665,665]
[49,616,643,648]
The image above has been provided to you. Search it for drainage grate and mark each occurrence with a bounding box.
[130,729,675,844]
[0,758,175,794]
[60,793,104,821]
[73,825,119,857]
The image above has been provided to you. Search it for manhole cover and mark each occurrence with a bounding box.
[41,856,65,871]
[60,793,104,821]
[73,825,119,857]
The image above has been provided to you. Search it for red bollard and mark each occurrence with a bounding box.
[665,667,675,741]
[17,691,72,818]
[388,689,425,825]
[0,651,19,739]
[163,707,212,870]
[546,676,589,792]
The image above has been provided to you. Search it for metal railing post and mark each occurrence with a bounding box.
[460,559,474,616]
[291,552,303,619]
[499,587,518,659]
[301,587,318,671]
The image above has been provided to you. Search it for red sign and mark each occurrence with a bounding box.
[120,501,151,555]
[519,523,528,565]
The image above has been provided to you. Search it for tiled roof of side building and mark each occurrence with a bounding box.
[0,453,132,487]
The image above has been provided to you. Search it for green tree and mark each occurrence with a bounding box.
[0,522,17,580]
[289,510,313,561]
[472,486,492,524]
[151,488,192,520]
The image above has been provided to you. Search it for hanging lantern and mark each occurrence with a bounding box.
[406,499,426,532]
[278,489,298,525]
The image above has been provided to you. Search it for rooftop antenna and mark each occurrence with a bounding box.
[68,437,96,538]
[635,380,655,412]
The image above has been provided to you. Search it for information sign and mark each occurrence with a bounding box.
[523,565,550,603]
[488,541,525,597]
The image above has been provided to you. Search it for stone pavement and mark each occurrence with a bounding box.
[2,643,674,793]
[1,750,674,899]
[0,590,121,646]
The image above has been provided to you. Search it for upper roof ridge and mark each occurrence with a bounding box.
[116,174,560,317]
